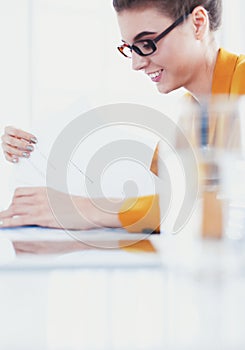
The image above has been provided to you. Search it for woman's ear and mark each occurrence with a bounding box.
[191,6,209,40]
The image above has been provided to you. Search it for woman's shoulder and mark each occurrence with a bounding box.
[231,52,245,95]
[237,53,245,69]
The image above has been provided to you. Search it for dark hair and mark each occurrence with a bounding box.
[113,0,222,31]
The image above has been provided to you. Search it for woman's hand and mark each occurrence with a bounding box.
[1,126,37,163]
[0,187,122,230]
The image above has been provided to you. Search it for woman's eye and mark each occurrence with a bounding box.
[142,41,151,49]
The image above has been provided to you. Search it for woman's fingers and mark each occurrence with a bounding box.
[0,202,33,218]
[2,142,31,158]
[0,215,35,228]
[3,151,19,163]
[4,126,37,143]
[2,133,35,151]
[14,186,43,198]
[1,126,37,163]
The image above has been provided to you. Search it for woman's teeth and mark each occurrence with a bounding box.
[148,70,162,79]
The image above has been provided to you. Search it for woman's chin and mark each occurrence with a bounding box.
[156,83,171,94]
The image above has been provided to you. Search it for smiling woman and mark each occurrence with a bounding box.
[112,0,245,234]
[114,0,223,96]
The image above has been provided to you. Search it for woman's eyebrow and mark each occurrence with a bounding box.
[133,31,156,41]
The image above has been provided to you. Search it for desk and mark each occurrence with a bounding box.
[0,227,245,350]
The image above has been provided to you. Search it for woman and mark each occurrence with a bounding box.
[1,0,244,231]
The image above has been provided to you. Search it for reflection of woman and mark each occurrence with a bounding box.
[0,0,245,231]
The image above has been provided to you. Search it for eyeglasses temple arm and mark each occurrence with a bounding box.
[154,12,191,44]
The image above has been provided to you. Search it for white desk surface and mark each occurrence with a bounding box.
[1,227,245,350]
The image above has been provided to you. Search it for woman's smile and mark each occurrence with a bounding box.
[147,69,164,82]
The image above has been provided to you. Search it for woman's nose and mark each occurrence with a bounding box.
[131,52,149,71]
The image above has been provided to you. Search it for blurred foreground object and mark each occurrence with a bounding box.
[179,96,244,239]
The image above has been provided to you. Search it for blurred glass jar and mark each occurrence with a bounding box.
[177,96,243,239]
[218,97,245,240]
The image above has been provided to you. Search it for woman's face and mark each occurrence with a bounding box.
[117,7,201,94]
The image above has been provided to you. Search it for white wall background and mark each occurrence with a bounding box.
[0,0,244,208]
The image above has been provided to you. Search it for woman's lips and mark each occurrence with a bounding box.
[147,69,163,82]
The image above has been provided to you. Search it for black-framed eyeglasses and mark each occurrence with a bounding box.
[117,11,191,58]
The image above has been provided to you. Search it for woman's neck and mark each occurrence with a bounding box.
[186,40,219,103]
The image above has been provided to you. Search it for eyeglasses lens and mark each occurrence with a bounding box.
[120,40,156,58]
[121,45,132,58]
[134,40,155,56]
